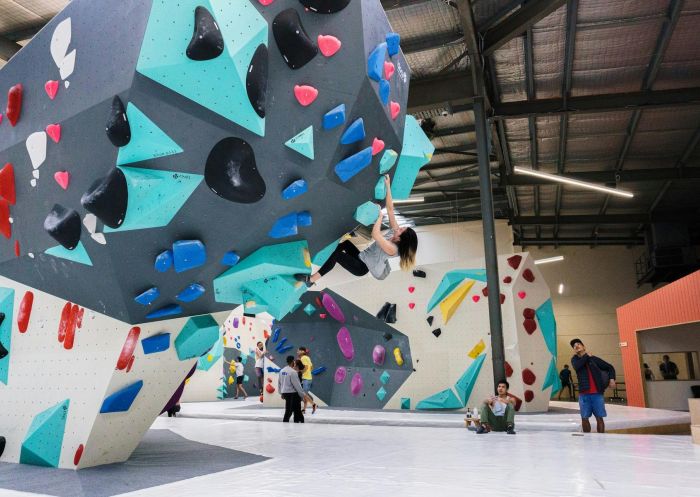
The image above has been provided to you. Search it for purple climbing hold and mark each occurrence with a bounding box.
[350,372,363,396]
[334,366,347,384]
[233,317,239,328]
[336,326,354,361]
[322,293,345,323]
[372,344,386,366]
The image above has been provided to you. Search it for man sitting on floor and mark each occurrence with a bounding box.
[475,379,516,435]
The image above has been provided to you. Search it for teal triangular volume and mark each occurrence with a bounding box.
[416,388,463,410]
[392,116,435,199]
[427,269,487,312]
[104,167,203,232]
[20,399,70,467]
[454,353,486,406]
[312,238,340,266]
[136,0,267,136]
[285,126,314,160]
[0,287,15,385]
[542,358,562,395]
[197,336,223,371]
[45,242,93,266]
[116,103,184,166]
[536,299,557,357]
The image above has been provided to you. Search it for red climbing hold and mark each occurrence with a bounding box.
[408,286,415,293]
[0,200,10,239]
[384,61,395,80]
[408,302,415,309]
[54,171,71,190]
[46,124,62,143]
[507,255,522,270]
[45,80,59,100]
[522,268,535,282]
[522,368,536,385]
[265,383,276,394]
[517,291,526,299]
[499,293,506,305]
[17,291,34,333]
[472,295,480,303]
[77,307,85,329]
[57,302,71,343]
[481,287,488,297]
[523,319,537,335]
[6,84,23,127]
[319,313,327,319]
[504,361,513,378]
[126,355,135,373]
[263,330,270,339]
[258,0,275,5]
[390,101,400,120]
[318,35,342,57]
[0,163,16,205]
[74,444,84,466]
[294,85,318,106]
[524,390,534,402]
[523,308,535,319]
[503,276,512,284]
[117,327,141,370]
[371,137,385,156]
[508,393,523,411]
[14,240,19,257]
[63,304,80,350]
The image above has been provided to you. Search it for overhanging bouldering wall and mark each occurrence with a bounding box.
[0,0,433,469]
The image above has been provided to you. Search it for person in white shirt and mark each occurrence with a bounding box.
[475,380,516,435]
[233,356,247,400]
[255,341,265,397]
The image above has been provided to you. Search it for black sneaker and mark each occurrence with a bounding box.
[294,274,313,287]
[476,425,488,434]
[506,425,516,435]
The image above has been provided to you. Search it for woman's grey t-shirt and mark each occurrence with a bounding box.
[359,230,397,280]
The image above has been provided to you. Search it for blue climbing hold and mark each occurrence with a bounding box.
[100,381,143,413]
[175,314,219,360]
[267,367,280,373]
[311,366,326,375]
[367,42,387,81]
[154,249,173,272]
[334,147,373,182]
[536,299,557,357]
[323,104,346,130]
[277,345,293,353]
[176,283,206,303]
[272,327,281,343]
[269,212,299,238]
[276,337,288,350]
[386,32,400,57]
[454,353,486,406]
[340,118,365,145]
[146,303,183,319]
[379,79,390,105]
[172,240,207,273]
[141,333,171,354]
[135,287,160,306]
[282,179,308,200]
[221,251,240,266]
[297,211,312,227]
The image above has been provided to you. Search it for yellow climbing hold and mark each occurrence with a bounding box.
[303,247,311,267]
[245,300,256,308]
[468,339,486,359]
[229,363,236,373]
[223,337,227,346]
[393,347,404,366]
[439,279,475,324]
[207,354,213,362]
[228,376,234,385]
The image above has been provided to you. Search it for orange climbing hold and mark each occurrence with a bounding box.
[294,85,319,106]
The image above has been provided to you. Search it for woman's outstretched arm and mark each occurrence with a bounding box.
[384,175,400,232]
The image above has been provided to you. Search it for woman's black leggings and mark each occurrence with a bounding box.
[318,240,369,277]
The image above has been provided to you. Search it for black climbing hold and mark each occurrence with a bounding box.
[247,44,268,118]
[382,332,393,341]
[186,6,224,61]
[273,9,318,70]
[0,341,7,360]
[299,0,352,14]
[375,302,390,321]
[205,137,266,204]
[413,269,426,278]
[105,96,131,147]
[81,168,128,229]
[44,204,82,250]
[0,436,5,458]
[426,316,433,326]
[432,328,442,338]
[385,303,397,324]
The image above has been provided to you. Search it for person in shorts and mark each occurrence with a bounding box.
[570,338,616,433]
[233,356,247,400]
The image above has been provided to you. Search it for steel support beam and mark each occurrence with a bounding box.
[407,71,475,113]
[433,145,477,155]
[401,31,464,54]
[517,236,645,246]
[381,0,434,10]
[422,159,479,172]
[511,213,692,225]
[504,166,700,185]
[432,124,476,137]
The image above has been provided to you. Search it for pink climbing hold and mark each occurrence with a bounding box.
[372,344,386,365]
[322,292,345,323]
[319,313,327,319]
[408,302,415,309]
[318,35,342,57]
[54,171,70,190]
[336,326,354,360]
[0,114,3,124]
[294,85,319,106]
[350,372,363,396]
[390,101,400,120]
[517,291,526,299]
[371,137,385,156]
[334,366,347,383]
[472,295,480,303]
[408,286,415,293]
[45,80,59,100]
[258,0,275,5]
[384,61,395,80]
[46,124,61,143]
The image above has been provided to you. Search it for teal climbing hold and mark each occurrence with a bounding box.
[536,299,557,357]
[312,238,340,266]
[380,370,391,385]
[100,381,143,413]
[354,201,380,225]
[454,353,486,406]
[197,336,223,371]
[20,399,69,467]
[542,358,562,395]
[269,212,299,238]
[427,269,487,313]
[376,386,387,401]
[137,0,267,136]
[323,104,346,130]
[175,314,220,360]
[45,241,93,266]
[304,303,316,315]
[416,388,463,410]
[285,126,315,160]
[367,42,387,81]
[374,176,386,200]
[116,103,183,166]
[379,149,398,173]
[392,116,435,199]
[0,288,14,385]
[335,147,373,182]
[340,118,365,145]
[104,167,202,233]
[400,397,410,409]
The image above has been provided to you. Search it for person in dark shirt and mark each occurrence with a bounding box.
[659,355,679,380]
[570,338,616,434]
[558,365,574,400]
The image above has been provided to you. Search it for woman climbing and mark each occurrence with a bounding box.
[296,175,417,285]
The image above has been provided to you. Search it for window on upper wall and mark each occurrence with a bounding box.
[641,352,699,381]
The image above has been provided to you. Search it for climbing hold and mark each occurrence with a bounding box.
[454,353,486,405]
[536,299,557,357]
[386,32,401,56]
[17,291,34,333]
[518,291,526,299]
[440,279,475,324]
[6,84,23,127]
[426,315,433,325]
[46,124,61,143]
[81,168,127,229]
[337,326,354,360]
[322,292,345,322]
[390,101,400,120]
[523,319,537,335]
[408,302,415,309]
[19,399,69,467]
[318,34,341,57]
[117,327,141,370]
[44,204,81,250]
[312,366,326,375]
[319,313,327,319]
[472,295,480,303]
[269,212,299,238]
[379,150,398,174]
[221,251,240,266]
[186,6,224,61]
[350,372,363,396]
[73,444,84,466]
[294,84,319,106]
[282,179,308,200]
[272,327,281,342]
[0,163,16,205]
[376,387,387,401]
[273,9,318,70]
[505,361,513,377]
[372,138,385,157]
[393,347,404,366]
[175,315,219,360]
[247,44,269,118]
[385,303,397,324]
[141,333,170,354]
[392,115,435,198]
[383,331,393,341]
[408,286,415,294]
[266,383,276,394]
[100,381,143,413]
[335,147,373,182]
[105,96,131,147]
[522,368,536,385]
[373,344,386,365]
[507,254,522,270]
[259,0,275,5]
[374,176,386,200]
[384,61,395,80]
[354,201,380,225]
[523,268,535,282]
[500,293,506,304]
[13,240,19,257]
[432,328,442,338]
[523,308,535,319]
[285,126,315,160]
[323,104,346,129]
[340,118,366,145]
[304,303,316,315]
[467,339,486,359]
[116,105,184,166]
[45,242,93,266]
[206,137,266,204]
[416,388,462,410]
[172,240,207,273]
[26,132,47,170]
[45,80,59,100]
[503,276,512,284]
[379,79,390,105]
[176,283,206,303]
[400,398,410,409]
[524,390,534,402]
[54,171,70,190]
[300,0,351,13]
[146,304,183,319]
[155,249,174,272]
[367,43,387,81]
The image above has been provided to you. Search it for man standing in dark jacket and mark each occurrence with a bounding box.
[570,338,616,433]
